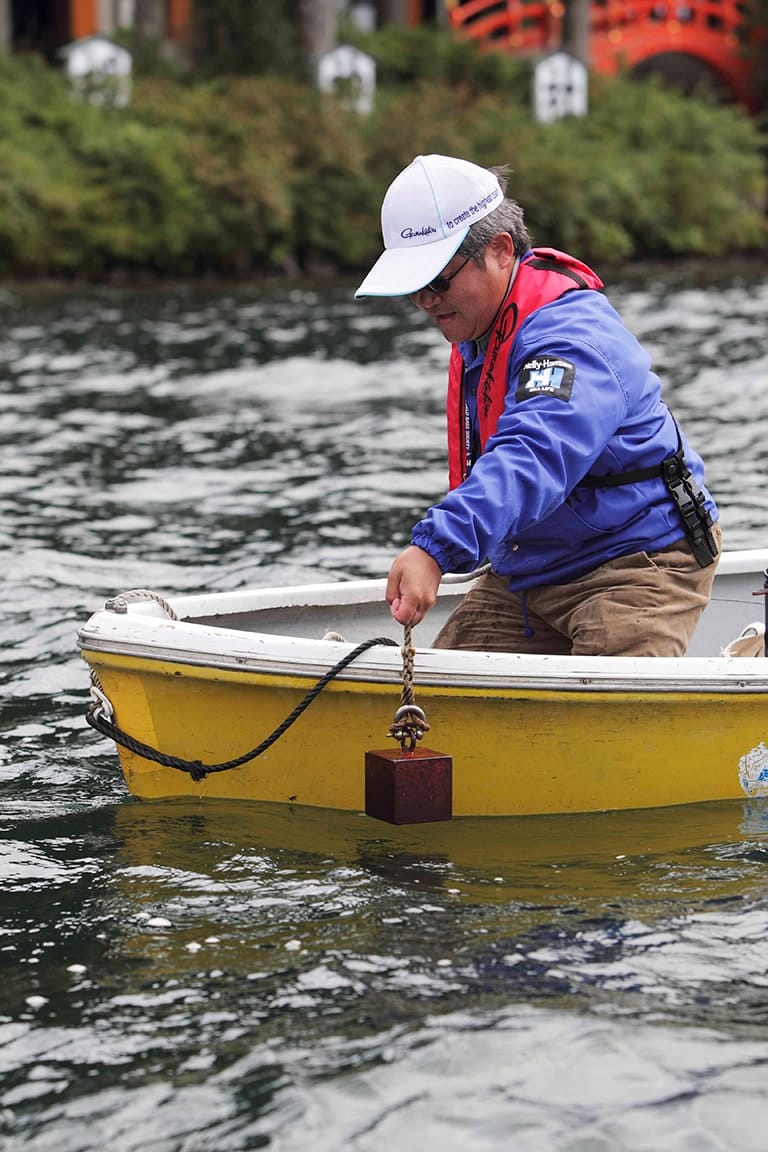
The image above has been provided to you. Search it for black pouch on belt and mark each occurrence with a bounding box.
[660,449,718,568]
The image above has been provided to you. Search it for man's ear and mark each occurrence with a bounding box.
[487,231,516,269]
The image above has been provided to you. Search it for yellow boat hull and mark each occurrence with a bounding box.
[82,648,768,817]
[77,554,768,818]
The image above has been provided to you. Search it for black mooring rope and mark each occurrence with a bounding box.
[87,636,399,782]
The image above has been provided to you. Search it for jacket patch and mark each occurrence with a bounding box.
[516,356,575,403]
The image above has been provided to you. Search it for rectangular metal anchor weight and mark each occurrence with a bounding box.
[364,747,453,824]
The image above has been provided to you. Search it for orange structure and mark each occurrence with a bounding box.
[167,0,193,41]
[16,1,753,110]
[69,0,96,41]
[44,1,191,45]
[448,0,753,107]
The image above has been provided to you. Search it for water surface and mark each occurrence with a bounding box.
[2,265,768,1150]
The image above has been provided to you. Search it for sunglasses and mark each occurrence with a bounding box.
[424,255,472,295]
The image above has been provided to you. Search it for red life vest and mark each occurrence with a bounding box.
[447,248,604,489]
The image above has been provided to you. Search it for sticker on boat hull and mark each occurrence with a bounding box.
[738,742,768,796]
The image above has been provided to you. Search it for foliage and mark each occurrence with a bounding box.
[513,76,767,260]
[0,46,763,279]
[343,21,533,103]
[111,25,189,81]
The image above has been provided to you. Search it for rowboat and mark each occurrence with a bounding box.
[78,548,768,822]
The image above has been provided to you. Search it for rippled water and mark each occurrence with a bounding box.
[3,264,768,1150]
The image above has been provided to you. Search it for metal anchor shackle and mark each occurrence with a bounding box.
[388,702,430,752]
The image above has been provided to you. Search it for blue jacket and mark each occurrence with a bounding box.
[411,279,719,590]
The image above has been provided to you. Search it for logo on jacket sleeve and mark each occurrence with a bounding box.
[516,356,575,403]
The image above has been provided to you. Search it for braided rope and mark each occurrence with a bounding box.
[105,589,179,620]
[400,622,416,707]
[386,622,430,751]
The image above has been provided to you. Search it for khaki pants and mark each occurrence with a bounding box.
[433,525,722,657]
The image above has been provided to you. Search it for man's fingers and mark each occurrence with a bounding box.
[386,546,441,626]
[390,594,424,626]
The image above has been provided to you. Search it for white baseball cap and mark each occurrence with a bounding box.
[354,154,504,298]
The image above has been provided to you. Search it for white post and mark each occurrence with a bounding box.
[533,52,589,123]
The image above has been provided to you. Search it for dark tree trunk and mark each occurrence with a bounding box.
[298,0,339,61]
[134,0,167,39]
[562,0,590,66]
[377,0,410,24]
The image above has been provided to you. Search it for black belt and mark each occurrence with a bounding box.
[578,422,718,569]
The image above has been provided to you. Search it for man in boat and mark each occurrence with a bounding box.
[355,154,721,656]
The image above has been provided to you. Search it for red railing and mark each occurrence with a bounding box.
[448,0,753,106]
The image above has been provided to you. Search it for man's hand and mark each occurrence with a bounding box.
[386,546,442,626]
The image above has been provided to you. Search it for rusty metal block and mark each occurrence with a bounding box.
[364,747,453,825]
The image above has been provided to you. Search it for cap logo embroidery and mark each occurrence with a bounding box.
[401,226,437,240]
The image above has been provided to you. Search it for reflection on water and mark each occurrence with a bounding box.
[2,264,768,1149]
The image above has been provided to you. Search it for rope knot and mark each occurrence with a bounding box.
[388,625,431,752]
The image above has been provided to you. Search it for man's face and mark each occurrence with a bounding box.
[410,234,515,344]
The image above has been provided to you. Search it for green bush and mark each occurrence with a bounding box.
[347,22,533,103]
[0,45,763,279]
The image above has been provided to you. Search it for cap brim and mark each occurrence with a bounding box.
[354,230,467,298]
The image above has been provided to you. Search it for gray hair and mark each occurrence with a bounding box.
[457,165,531,262]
